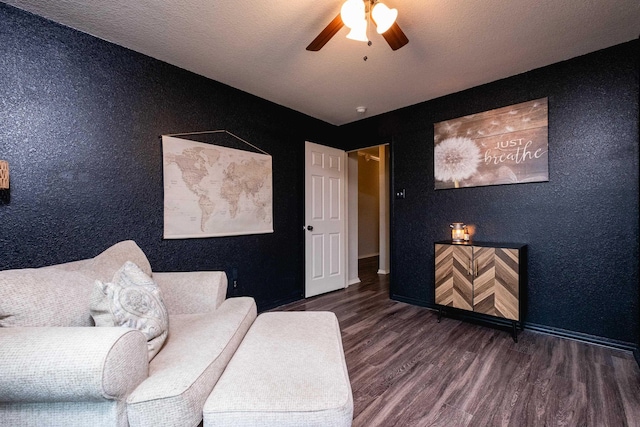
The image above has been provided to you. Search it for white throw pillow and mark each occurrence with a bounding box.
[91,261,169,361]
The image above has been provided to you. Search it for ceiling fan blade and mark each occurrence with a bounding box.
[381,22,409,51]
[306,13,344,51]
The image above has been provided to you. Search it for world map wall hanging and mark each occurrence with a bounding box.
[433,98,548,189]
[162,134,273,238]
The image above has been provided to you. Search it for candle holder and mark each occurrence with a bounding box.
[450,222,465,243]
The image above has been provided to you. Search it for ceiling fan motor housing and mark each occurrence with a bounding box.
[306,0,409,52]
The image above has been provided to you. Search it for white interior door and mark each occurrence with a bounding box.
[305,141,346,298]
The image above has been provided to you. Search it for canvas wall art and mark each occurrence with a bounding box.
[434,98,548,189]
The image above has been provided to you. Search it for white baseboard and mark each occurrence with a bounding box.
[347,277,361,286]
[358,253,380,259]
[377,269,390,275]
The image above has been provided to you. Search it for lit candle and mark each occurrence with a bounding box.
[450,223,465,242]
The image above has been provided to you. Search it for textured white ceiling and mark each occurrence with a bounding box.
[4,0,640,125]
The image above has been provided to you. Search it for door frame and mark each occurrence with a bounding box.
[346,144,391,285]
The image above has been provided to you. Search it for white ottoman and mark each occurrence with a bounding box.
[203,311,353,427]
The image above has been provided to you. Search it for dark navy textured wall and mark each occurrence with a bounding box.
[1,4,638,348]
[0,4,337,310]
[339,40,639,346]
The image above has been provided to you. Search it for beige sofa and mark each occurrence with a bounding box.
[0,240,257,427]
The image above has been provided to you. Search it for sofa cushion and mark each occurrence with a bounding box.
[0,268,96,327]
[57,240,152,280]
[153,271,227,315]
[126,297,257,427]
[0,240,151,327]
[91,262,169,361]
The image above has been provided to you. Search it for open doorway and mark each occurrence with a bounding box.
[347,144,390,286]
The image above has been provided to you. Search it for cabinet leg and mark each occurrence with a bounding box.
[437,307,442,323]
[512,321,518,343]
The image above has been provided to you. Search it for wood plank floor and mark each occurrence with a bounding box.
[275,257,640,427]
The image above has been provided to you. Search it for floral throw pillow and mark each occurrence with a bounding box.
[91,261,169,361]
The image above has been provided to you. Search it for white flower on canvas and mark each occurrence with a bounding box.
[434,137,481,187]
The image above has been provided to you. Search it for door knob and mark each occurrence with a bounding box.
[306,225,314,231]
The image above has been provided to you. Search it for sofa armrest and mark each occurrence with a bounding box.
[153,271,227,315]
[0,327,148,402]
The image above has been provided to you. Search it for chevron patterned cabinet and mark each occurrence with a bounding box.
[435,241,527,342]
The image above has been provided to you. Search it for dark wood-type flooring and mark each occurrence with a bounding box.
[276,257,640,426]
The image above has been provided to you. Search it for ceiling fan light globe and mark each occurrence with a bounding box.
[372,3,398,34]
[346,20,369,42]
[341,0,365,29]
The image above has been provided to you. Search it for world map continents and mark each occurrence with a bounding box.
[162,136,273,238]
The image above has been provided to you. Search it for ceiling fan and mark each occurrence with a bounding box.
[306,0,409,52]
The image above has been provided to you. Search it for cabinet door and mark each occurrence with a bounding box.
[473,247,519,321]
[435,244,473,311]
